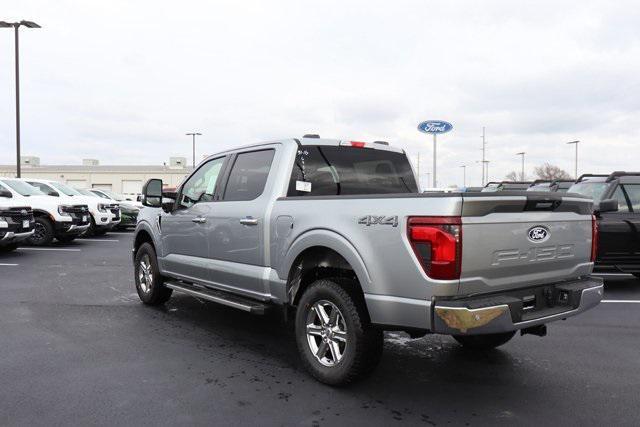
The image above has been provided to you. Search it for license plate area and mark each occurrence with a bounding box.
[22,219,30,229]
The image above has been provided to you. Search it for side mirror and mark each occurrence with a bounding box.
[597,198,618,214]
[0,189,12,198]
[136,195,143,202]
[48,190,60,197]
[142,178,163,208]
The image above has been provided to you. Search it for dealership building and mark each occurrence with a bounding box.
[0,156,193,197]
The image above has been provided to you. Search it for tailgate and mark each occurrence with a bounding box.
[459,192,594,295]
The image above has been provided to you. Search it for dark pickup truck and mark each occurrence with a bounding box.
[569,172,640,278]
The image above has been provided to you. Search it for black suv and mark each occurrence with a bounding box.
[569,172,640,278]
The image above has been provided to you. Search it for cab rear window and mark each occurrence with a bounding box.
[287,146,418,196]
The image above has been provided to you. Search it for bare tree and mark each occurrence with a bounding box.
[504,171,519,181]
[534,163,572,180]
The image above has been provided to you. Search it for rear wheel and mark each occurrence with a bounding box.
[134,242,172,305]
[452,331,516,350]
[295,279,383,386]
[29,217,54,246]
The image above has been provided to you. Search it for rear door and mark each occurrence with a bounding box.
[206,147,276,298]
[160,156,227,283]
[459,193,594,294]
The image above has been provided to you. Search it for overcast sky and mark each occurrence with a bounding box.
[1,0,639,187]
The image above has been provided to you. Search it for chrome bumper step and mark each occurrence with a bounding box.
[164,281,269,314]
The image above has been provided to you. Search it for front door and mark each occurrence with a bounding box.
[161,156,227,283]
[207,148,276,297]
[598,184,636,267]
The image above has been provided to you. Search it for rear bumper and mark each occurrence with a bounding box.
[431,276,603,335]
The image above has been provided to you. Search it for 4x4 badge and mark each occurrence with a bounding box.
[358,215,398,227]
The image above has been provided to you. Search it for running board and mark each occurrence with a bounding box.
[164,281,269,314]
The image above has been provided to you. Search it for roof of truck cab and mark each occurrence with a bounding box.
[204,137,405,159]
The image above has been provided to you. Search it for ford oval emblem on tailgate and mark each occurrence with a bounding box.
[528,226,549,243]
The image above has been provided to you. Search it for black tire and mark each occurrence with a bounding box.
[84,216,96,237]
[295,279,383,386]
[28,217,55,246]
[56,235,76,244]
[452,331,516,350]
[0,243,18,252]
[94,228,108,236]
[134,242,172,305]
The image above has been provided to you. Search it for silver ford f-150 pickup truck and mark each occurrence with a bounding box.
[133,136,603,385]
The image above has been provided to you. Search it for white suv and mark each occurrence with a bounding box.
[25,179,121,236]
[0,178,90,245]
[0,186,34,252]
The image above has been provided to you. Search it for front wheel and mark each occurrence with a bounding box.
[295,279,383,386]
[452,331,516,350]
[29,217,54,246]
[134,242,172,305]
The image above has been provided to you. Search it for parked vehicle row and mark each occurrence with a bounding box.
[132,136,603,385]
[0,178,134,250]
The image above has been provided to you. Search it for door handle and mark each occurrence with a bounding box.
[192,217,207,224]
[239,217,259,226]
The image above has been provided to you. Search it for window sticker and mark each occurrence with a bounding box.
[296,180,312,192]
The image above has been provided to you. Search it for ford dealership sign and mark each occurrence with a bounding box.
[417,120,453,134]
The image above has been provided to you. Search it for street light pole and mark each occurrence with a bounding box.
[516,152,526,181]
[1,20,41,178]
[567,140,579,179]
[460,165,466,187]
[186,132,202,168]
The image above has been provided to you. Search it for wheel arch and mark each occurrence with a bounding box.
[281,229,372,309]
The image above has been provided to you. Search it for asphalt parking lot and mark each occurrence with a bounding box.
[1,233,639,426]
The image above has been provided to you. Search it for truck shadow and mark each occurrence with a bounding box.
[149,293,534,396]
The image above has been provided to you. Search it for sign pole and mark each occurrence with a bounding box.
[432,133,437,187]
[417,120,452,189]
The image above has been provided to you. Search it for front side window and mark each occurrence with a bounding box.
[621,184,640,212]
[50,182,82,196]
[27,181,57,195]
[287,146,417,197]
[611,186,631,212]
[1,180,44,196]
[223,150,275,201]
[179,156,226,209]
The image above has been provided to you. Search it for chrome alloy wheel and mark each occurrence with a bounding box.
[306,300,348,367]
[138,255,153,293]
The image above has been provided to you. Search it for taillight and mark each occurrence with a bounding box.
[591,214,599,262]
[350,141,366,148]
[408,216,462,280]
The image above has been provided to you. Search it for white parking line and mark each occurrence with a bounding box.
[80,239,120,242]
[108,232,132,235]
[20,247,81,252]
[602,300,640,304]
[0,263,18,266]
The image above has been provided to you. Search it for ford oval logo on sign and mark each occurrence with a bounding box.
[417,120,453,134]
[528,226,550,243]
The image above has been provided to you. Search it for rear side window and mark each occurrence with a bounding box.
[287,146,418,196]
[223,149,275,201]
[611,186,631,212]
[621,184,640,212]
